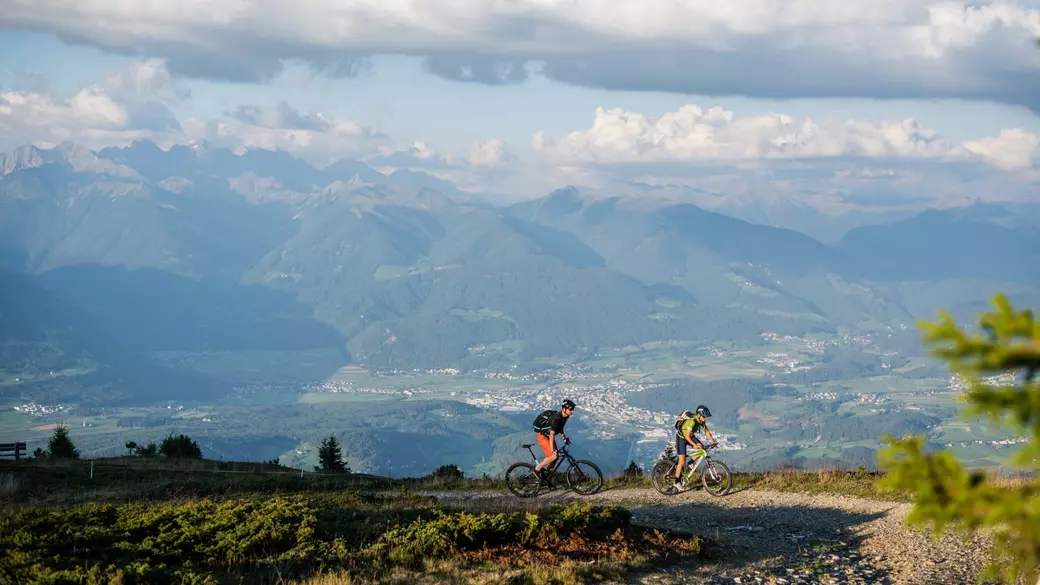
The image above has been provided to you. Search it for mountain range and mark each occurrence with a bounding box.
[2,140,1038,406]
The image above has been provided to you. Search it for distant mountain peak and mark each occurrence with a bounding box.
[0,145,45,175]
[44,143,142,179]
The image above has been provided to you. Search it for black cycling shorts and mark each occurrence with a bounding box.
[676,435,703,456]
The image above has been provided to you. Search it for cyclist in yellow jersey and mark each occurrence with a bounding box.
[672,405,717,493]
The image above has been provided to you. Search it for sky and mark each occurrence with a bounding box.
[1,1,1040,205]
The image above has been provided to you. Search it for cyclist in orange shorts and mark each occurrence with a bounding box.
[531,399,575,482]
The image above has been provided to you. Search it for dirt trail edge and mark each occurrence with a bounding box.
[421,486,993,585]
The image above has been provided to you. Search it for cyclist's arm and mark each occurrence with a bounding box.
[548,430,557,453]
[683,427,697,446]
[704,425,717,445]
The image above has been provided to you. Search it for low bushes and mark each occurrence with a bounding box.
[0,495,704,585]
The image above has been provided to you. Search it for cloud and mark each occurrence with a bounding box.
[532,104,1040,170]
[102,59,187,101]
[0,62,392,164]
[180,110,389,165]
[3,1,1040,109]
[366,141,456,169]
[422,56,529,85]
[0,86,155,148]
[962,128,1040,170]
[229,101,332,131]
[468,138,512,167]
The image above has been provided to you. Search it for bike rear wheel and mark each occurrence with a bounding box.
[651,459,678,495]
[701,459,732,496]
[505,462,542,498]
[566,459,603,495]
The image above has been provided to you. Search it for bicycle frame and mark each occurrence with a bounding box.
[522,443,574,474]
[676,447,713,482]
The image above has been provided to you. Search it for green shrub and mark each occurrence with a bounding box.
[0,497,318,583]
[159,434,203,459]
[364,501,632,567]
[0,495,648,584]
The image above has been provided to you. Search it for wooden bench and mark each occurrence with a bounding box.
[0,442,26,460]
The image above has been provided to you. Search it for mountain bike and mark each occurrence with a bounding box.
[505,438,603,498]
[651,443,732,496]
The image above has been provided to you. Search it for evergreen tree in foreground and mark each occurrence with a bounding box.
[316,435,349,473]
[877,294,1040,584]
[47,423,79,459]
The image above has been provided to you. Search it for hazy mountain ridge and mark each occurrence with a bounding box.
[1,140,1036,396]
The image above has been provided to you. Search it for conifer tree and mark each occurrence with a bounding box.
[47,423,79,459]
[877,294,1040,584]
[315,434,348,473]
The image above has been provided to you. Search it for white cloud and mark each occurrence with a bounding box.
[103,59,185,101]
[179,113,389,166]
[229,101,333,131]
[962,128,1040,170]
[2,1,1039,108]
[366,141,458,170]
[0,62,392,164]
[0,87,144,149]
[468,138,510,167]
[532,104,1040,170]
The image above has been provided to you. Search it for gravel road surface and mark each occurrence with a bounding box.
[422,486,995,585]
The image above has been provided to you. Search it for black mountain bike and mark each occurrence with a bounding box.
[505,438,603,498]
[651,443,732,496]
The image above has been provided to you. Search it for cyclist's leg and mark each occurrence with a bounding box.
[689,439,705,465]
[534,433,556,472]
[674,435,687,483]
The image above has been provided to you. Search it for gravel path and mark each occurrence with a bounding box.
[422,486,996,585]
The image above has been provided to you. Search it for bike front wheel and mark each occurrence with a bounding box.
[651,459,677,495]
[566,459,603,495]
[505,462,542,498]
[701,459,732,496]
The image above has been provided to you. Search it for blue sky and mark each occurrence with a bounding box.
[4,29,1039,154]
[1,2,1039,203]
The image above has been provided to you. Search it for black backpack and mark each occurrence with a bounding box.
[533,409,557,431]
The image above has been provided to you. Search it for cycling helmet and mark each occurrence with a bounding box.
[695,405,711,417]
[562,399,576,410]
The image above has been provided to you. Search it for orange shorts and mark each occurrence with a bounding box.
[536,433,554,457]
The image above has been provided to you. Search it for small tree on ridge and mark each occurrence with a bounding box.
[159,433,203,459]
[47,423,79,460]
[316,435,348,473]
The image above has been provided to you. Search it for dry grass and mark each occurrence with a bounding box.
[0,473,21,499]
[4,457,1031,509]
[730,468,1033,502]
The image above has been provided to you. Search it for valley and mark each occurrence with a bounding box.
[0,140,1034,479]
[0,328,1025,477]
